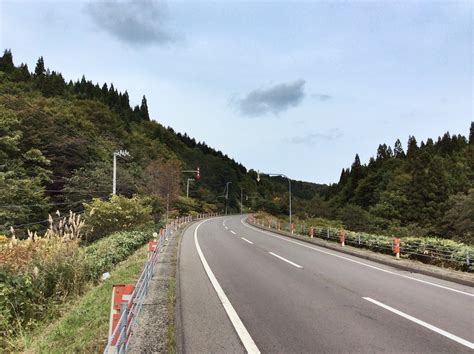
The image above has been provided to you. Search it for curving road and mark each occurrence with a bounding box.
[177,215,474,353]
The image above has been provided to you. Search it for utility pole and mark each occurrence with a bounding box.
[186,178,195,198]
[112,150,130,195]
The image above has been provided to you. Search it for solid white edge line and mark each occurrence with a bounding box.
[194,219,260,353]
[241,237,254,244]
[269,252,303,268]
[363,297,474,349]
[230,230,236,235]
[241,218,474,298]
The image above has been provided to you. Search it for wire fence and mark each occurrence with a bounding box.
[249,215,473,272]
[103,213,218,354]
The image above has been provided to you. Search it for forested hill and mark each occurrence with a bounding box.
[321,123,474,243]
[0,49,324,235]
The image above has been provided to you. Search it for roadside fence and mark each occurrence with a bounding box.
[103,213,218,353]
[248,214,473,272]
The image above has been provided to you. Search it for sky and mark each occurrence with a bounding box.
[0,0,472,184]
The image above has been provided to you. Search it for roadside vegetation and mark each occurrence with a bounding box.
[16,242,150,353]
[0,196,155,351]
[254,212,474,272]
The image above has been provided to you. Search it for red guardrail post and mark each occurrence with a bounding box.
[392,238,400,259]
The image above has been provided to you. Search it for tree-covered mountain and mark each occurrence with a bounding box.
[0,49,324,236]
[1,49,472,243]
[321,125,474,242]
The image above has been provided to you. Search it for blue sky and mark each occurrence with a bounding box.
[1,0,472,184]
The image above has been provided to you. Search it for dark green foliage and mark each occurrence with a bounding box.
[323,126,473,243]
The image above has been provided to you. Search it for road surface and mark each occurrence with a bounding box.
[178,215,474,353]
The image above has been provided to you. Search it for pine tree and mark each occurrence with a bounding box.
[0,49,14,73]
[140,95,150,121]
[34,56,45,77]
[469,122,474,145]
[18,63,31,80]
[407,136,418,159]
[394,139,405,158]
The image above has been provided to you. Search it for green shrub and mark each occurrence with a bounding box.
[84,230,152,281]
[83,195,152,243]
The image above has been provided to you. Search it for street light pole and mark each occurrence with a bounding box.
[186,178,195,198]
[112,150,130,195]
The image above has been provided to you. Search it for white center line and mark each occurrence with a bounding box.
[225,226,229,230]
[363,297,474,349]
[241,218,473,297]
[269,252,303,268]
[230,230,236,235]
[194,220,260,353]
[241,237,254,244]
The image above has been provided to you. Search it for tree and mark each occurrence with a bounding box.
[140,95,150,121]
[442,189,474,243]
[34,56,45,77]
[394,139,405,158]
[469,122,474,145]
[142,159,181,221]
[0,49,14,73]
[406,136,418,159]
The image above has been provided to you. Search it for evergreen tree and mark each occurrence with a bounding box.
[34,56,45,77]
[407,136,418,159]
[140,95,150,121]
[0,49,14,73]
[394,139,405,158]
[469,122,474,145]
[18,63,31,80]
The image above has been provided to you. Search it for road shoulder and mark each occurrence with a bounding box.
[246,219,474,287]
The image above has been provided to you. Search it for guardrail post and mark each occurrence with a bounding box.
[392,238,400,259]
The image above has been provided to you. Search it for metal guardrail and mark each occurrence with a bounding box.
[249,215,472,271]
[103,213,218,354]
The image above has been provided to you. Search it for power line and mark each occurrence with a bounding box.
[0,200,89,209]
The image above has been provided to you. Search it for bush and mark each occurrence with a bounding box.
[84,230,152,281]
[83,195,152,242]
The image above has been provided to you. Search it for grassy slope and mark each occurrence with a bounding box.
[22,244,148,353]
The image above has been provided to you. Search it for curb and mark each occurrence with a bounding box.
[247,220,474,288]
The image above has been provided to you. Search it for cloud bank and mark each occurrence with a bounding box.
[85,0,179,46]
[235,79,306,116]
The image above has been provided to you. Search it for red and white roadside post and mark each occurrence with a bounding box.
[309,225,314,239]
[340,228,345,247]
[267,217,271,228]
[108,284,135,351]
[148,240,157,262]
[290,223,295,235]
[278,221,281,231]
[392,237,400,259]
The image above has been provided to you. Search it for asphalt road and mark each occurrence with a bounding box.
[178,215,474,353]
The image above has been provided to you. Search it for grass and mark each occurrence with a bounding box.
[20,244,149,353]
[167,251,177,354]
